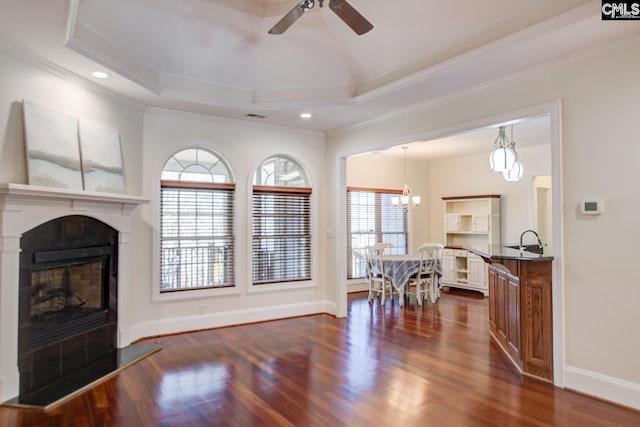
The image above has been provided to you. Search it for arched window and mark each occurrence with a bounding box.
[252,156,311,284]
[160,148,235,292]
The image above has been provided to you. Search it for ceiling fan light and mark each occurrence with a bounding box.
[268,0,372,35]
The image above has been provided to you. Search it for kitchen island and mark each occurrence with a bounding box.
[468,245,554,382]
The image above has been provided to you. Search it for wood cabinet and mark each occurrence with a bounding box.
[488,261,521,368]
[487,259,553,382]
[442,195,500,295]
[521,261,553,380]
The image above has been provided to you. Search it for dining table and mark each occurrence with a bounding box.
[382,254,441,307]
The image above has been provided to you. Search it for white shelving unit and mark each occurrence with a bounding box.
[441,195,501,296]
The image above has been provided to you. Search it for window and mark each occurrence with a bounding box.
[252,156,311,284]
[160,148,234,292]
[347,187,408,279]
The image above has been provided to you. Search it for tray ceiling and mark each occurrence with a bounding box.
[1,0,638,132]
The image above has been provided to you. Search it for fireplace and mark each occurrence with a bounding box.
[18,215,118,397]
[30,259,108,347]
[0,183,147,403]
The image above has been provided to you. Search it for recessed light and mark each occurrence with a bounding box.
[91,71,109,79]
[300,113,312,119]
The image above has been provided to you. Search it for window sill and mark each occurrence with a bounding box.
[247,280,317,294]
[152,285,241,302]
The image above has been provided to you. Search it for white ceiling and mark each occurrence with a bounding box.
[381,115,552,162]
[0,0,638,155]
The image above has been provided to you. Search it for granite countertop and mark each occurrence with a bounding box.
[467,244,554,262]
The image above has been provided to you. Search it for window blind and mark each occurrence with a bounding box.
[347,187,408,279]
[160,182,235,291]
[252,186,311,284]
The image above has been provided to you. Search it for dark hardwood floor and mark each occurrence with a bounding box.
[2,290,639,426]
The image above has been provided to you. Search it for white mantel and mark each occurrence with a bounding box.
[0,183,148,402]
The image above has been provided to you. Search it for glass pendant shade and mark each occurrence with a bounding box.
[503,160,523,181]
[390,148,421,211]
[489,146,516,172]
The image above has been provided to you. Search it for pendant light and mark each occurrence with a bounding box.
[391,146,421,212]
[490,124,524,182]
[489,125,516,173]
[503,157,524,181]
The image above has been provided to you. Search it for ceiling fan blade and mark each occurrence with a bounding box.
[268,1,312,35]
[328,0,373,35]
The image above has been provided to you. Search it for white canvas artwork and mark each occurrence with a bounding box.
[22,100,84,190]
[78,118,126,194]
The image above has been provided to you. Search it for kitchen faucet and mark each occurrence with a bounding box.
[519,229,543,252]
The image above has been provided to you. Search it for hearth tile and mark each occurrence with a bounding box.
[18,286,30,326]
[18,352,33,392]
[18,351,33,370]
[2,344,161,410]
[31,343,62,391]
[87,324,112,363]
[17,325,30,354]
[61,333,87,374]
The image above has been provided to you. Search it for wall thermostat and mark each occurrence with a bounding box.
[580,199,602,215]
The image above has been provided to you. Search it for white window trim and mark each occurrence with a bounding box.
[246,156,319,293]
[152,147,240,302]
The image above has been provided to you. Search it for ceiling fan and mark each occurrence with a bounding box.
[268,0,373,35]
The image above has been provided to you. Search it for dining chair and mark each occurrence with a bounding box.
[373,242,394,254]
[418,242,444,301]
[365,246,393,304]
[406,244,439,306]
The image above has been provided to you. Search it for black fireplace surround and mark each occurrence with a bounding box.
[18,215,118,399]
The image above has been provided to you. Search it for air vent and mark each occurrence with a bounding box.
[246,113,267,119]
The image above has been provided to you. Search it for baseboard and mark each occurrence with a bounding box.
[564,365,640,411]
[347,282,368,293]
[127,300,337,343]
[0,372,20,404]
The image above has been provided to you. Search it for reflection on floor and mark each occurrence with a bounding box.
[2,290,640,425]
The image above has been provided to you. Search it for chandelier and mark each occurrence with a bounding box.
[391,146,421,212]
[489,124,523,181]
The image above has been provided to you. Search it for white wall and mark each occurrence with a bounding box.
[131,109,330,340]
[0,49,332,356]
[0,50,144,191]
[0,49,146,399]
[326,41,640,409]
[347,154,432,249]
[349,144,553,249]
[346,154,431,291]
[428,144,552,246]
[2,31,639,410]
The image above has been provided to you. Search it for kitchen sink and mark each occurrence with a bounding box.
[504,244,544,254]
